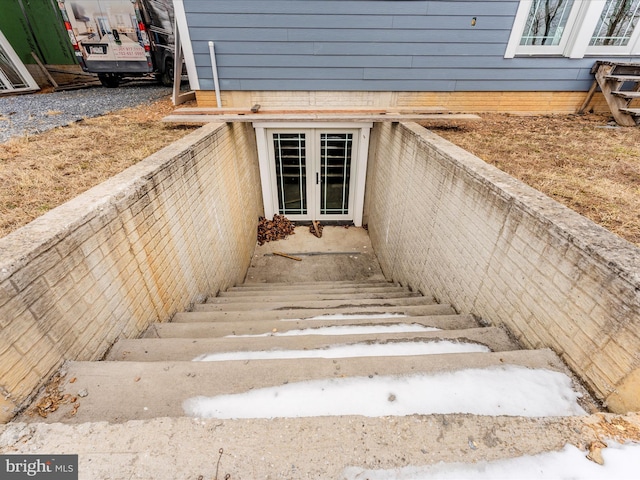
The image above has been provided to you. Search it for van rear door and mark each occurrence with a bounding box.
[61,0,153,79]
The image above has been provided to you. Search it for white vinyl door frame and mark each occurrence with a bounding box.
[253,122,372,226]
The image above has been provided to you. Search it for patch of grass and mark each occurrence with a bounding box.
[422,114,640,246]
[0,96,197,237]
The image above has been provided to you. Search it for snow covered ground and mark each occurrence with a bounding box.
[342,441,640,480]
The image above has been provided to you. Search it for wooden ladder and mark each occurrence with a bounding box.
[589,61,640,126]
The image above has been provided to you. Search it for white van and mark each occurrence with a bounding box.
[58,0,175,87]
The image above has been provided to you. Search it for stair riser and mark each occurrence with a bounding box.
[194,296,437,312]
[227,281,397,292]
[107,327,520,361]
[174,304,457,323]
[210,291,420,303]
[147,315,480,338]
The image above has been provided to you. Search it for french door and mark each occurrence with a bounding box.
[267,129,358,222]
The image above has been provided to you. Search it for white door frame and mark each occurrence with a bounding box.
[254,122,372,226]
[0,30,39,93]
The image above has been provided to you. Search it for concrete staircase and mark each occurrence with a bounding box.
[6,279,609,478]
[18,280,593,425]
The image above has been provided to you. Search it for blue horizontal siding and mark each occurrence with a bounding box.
[182,0,615,92]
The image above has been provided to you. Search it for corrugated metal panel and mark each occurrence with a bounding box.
[181,0,616,92]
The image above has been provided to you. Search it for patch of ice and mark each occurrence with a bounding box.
[183,366,586,419]
[226,323,440,338]
[342,441,640,479]
[193,339,489,362]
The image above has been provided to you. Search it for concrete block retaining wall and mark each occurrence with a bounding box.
[0,122,262,422]
[364,122,640,414]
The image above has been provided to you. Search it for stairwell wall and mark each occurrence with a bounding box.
[364,122,640,414]
[0,122,262,423]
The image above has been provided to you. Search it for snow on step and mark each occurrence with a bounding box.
[182,365,586,419]
[108,327,519,362]
[191,340,491,362]
[144,314,480,338]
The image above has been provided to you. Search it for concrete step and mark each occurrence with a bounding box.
[208,290,422,303]
[174,304,457,323]
[227,281,398,292]
[17,349,586,424]
[217,285,412,298]
[1,413,625,479]
[107,327,520,361]
[193,295,437,312]
[144,314,481,338]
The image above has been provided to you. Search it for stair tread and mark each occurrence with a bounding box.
[227,281,398,292]
[216,286,416,298]
[107,326,521,361]
[611,91,640,98]
[174,304,457,323]
[5,414,609,479]
[208,291,422,303]
[619,107,640,115]
[18,349,583,424]
[194,296,437,312]
[605,74,640,82]
[144,314,480,338]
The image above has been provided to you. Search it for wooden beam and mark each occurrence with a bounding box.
[171,106,450,115]
[162,113,482,123]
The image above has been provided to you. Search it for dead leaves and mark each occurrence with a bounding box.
[257,214,295,245]
[27,374,80,419]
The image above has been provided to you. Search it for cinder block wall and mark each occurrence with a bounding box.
[364,122,640,414]
[0,122,262,422]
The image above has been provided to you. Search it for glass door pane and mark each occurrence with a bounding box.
[273,132,307,215]
[320,133,353,215]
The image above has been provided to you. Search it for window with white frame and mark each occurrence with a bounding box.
[505,0,640,58]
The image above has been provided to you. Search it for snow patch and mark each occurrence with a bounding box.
[226,323,440,338]
[182,366,586,419]
[193,339,490,362]
[342,441,640,479]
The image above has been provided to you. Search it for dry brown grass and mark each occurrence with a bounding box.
[2,104,639,248]
[422,114,640,246]
[0,97,197,237]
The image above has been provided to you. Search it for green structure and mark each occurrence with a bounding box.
[0,0,77,66]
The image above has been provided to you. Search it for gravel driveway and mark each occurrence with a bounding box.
[0,82,171,143]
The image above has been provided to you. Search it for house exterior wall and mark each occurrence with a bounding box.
[364,122,640,414]
[0,123,263,423]
[179,0,635,93]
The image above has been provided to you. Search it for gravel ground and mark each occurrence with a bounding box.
[0,81,171,143]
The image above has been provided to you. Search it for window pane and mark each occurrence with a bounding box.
[520,0,575,46]
[273,133,307,215]
[320,133,352,215]
[590,0,640,46]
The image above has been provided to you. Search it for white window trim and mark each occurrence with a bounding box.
[505,0,640,58]
[0,30,39,93]
[172,0,200,90]
[253,122,372,227]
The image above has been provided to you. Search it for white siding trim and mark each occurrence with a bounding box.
[173,0,200,90]
[504,0,532,58]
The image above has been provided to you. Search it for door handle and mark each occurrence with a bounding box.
[316,172,319,184]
